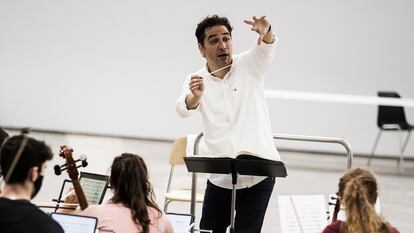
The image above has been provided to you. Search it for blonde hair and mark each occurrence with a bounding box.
[338,168,389,233]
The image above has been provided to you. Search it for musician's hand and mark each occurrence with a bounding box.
[189,75,204,98]
[57,187,80,214]
[185,75,203,110]
[243,16,273,45]
[64,187,79,204]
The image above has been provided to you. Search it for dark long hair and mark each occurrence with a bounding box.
[109,153,161,233]
[338,168,389,233]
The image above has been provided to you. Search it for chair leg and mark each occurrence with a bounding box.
[397,130,411,172]
[164,199,171,212]
[367,131,382,166]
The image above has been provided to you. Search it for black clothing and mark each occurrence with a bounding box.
[0,197,64,233]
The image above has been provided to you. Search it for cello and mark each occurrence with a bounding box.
[58,145,89,210]
[331,194,341,223]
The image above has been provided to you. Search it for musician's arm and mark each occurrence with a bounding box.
[58,188,83,214]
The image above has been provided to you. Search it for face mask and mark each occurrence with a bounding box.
[31,175,43,199]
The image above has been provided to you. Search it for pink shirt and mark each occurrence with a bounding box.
[82,203,174,233]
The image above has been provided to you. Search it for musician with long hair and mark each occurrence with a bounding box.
[322,168,399,233]
[66,153,173,233]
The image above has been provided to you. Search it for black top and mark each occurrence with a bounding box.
[0,197,64,233]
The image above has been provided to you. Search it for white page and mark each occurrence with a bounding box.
[166,213,192,233]
[80,178,107,205]
[278,195,328,233]
[51,213,97,233]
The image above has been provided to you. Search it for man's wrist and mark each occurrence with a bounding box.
[267,25,272,34]
[185,93,200,110]
[263,27,274,44]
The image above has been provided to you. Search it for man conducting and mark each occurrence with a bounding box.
[176,15,281,233]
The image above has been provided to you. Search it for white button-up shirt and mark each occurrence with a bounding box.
[176,38,281,189]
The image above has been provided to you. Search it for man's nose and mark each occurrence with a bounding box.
[218,40,227,50]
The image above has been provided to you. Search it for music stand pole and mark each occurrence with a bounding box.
[230,161,237,233]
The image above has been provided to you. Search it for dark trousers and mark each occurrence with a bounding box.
[200,177,275,233]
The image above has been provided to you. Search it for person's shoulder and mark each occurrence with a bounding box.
[0,199,63,233]
[84,202,134,218]
[232,51,245,63]
[0,198,39,214]
[322,220,343,233]
[83,203,118,214]
[147,206,163,217]
[29,207,64,233]
[385,222,400,233]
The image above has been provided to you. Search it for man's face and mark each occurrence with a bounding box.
[199,25,233,70]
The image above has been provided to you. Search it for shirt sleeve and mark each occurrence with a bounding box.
[237,33,278,81]
[176,75,200,117]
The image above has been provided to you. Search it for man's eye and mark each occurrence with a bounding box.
[209,39,219,44]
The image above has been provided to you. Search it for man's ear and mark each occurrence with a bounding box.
[198,43,205,58]
[28,166,39,182]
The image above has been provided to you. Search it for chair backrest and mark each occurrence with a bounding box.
[169,137,187,165]
[377,91,409,129]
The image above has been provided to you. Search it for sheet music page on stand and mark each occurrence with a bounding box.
[165,213,192,233]
[278,195,328,233]
[51,213,97,233]
[80,178,107,204]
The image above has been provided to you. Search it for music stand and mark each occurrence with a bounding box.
[184,154,287,233]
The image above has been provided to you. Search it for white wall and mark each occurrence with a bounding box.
[1,0,413,156]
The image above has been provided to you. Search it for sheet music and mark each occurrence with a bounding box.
[278,195,328,233]
[166,213,193,233]
[80,178,107,204]
[51,213,97,233]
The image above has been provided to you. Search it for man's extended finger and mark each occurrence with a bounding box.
[244,19,254,25]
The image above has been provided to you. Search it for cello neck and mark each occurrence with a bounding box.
[72,179,88,210]
[332,198,340,223]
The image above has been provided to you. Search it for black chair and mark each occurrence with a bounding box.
[367,91,413,170]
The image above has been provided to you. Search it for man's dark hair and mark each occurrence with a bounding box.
[0,127,9,146]
[0,135,53,184]
[195,15,233,45]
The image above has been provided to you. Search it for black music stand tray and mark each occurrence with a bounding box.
[184,154,287,233]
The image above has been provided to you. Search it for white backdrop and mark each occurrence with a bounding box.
[1,0,413,156]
